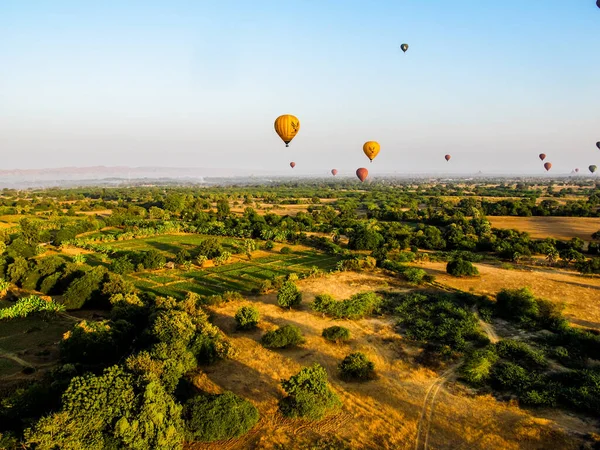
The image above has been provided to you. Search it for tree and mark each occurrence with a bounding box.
[235,306,260,330]
[322,326,350,343]
[446,259,479,277]
[196,238,223,259]
[279,363,341,420]
[183,392,259,442]
[261,324,304,349]
[277,281,302,309]
[338,352,376,381]
[216,199,231,220]
[175,249,191,265]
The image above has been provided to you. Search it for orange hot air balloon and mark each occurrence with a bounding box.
[331,169,338,176]
[363,141,380,162]
[445,154,451,162]
[356,168,368,182]
[539,153,546,161]
[274,114,300,147]
[290,162,296,168]
[544,162,552,171]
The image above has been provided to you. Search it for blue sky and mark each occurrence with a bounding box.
[0,0,599,174]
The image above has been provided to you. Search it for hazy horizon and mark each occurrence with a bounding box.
[1,1,599,174]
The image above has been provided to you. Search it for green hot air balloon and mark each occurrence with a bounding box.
[590,165,597,174]
[400,43,409,53]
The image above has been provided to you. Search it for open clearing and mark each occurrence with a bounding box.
[415,261,600,329]
[488,216,600,241]
[186,271,589,450]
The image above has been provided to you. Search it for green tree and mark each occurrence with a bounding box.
[446,259,479,277]
[261,324,304,349]
[338,352,376,381]
[277,281,302,309]
[235,306,260,330]
[279,363,341,420]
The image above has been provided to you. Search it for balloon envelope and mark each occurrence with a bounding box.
[575,168,580,173]
[331,169,338,176]
[590,165,597,173]
[290,162,296,168]
[401,43,409,53]
[544,162,552,171]
[274,115,300,147]
[356,168,368,182]
[363,141,380,162]
[596,142,600,150]
[445,154,451,162]
[597,0,600,9]
[539,153,546,161]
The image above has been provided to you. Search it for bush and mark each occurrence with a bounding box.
[446,259,479,277]
[490,361,534,393]
[235,306,260,330]
[495,288,539,323]
[403,267,427,284]
[277,281,302,309]
[461,347,498,385]
[338,352,375,381]
[312,292,381,320]
[322,326,350,343]
[0,296,65,320]
[39,272,62,295]
[264,240,274,250]
[111,256,134,275]
[261,324,304,349]
[279,363,341,420]
[183,392,259,442]
[495,339,547,370]
[280,246,292,254]
[196,237,224,259]
[62,266,108,310]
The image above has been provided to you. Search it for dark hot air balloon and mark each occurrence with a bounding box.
[539,153,546,161]
[356,168,368,182]
[596,142,600,150]
[597,0,600,9]
[331,169,338,176]
[401,43,409,53]
[575,168,580,173]
[590,165,597,174]
[290,162,296,168]
[445,154,451,162]
[544,162,552,171]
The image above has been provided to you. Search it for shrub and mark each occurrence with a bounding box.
[62,266,108,310]
[338,352,375,381]
[196,237,224,259]
[0,296,65,320]
[264,240,274,250]
[495,288,539,323]
[280,246,292,254]
[403,267,427,284]
[495,339,547,370]
[111,256,134,275]
[261,324,304,349]
[279,363,341,420]
[141,250,166,270]
[235,306,260,330]
[461,347,498,385]
[175,249,191,264]
[322,326,350,343]
[277,281,302,309]
[490,361,534,393]
[39,272,62,295]
[183,392,259,442]
[446,259,479,277]
[312,292,381,320]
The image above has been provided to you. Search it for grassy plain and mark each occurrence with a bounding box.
[414,260,600,330]
[185,271,587,450]
[489,216,600,241]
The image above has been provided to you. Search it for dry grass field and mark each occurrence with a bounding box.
[414,261,600,330]
[488,216,600,241]
[184,272,591,450]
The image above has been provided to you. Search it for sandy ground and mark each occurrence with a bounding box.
[488,216,600,241]
[185,271,592,450]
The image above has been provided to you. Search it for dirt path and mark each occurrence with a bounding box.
[472,307,500,344]
[414,364,460,450]
[0,348,33,368]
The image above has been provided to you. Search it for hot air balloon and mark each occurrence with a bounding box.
[363,141,380,162]
[590,165,597,174]
[539,153,546,161]
[331,169,338,176]
[597,0,600,9]
[575,168,580,173]
[544,162,552,171]
[356,168,368,182]
[274,115,300,147]
[445,154,451,162]
[401,43,409,53]
[290,162,296,169]
[596,142,600,150]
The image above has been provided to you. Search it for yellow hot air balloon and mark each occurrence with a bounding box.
[274,114,300,147]
[363,141,380,162]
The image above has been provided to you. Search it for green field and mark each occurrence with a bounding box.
[108,234,242,258]
[126,250,341,298]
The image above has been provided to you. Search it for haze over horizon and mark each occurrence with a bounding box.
[1,1,599,175]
